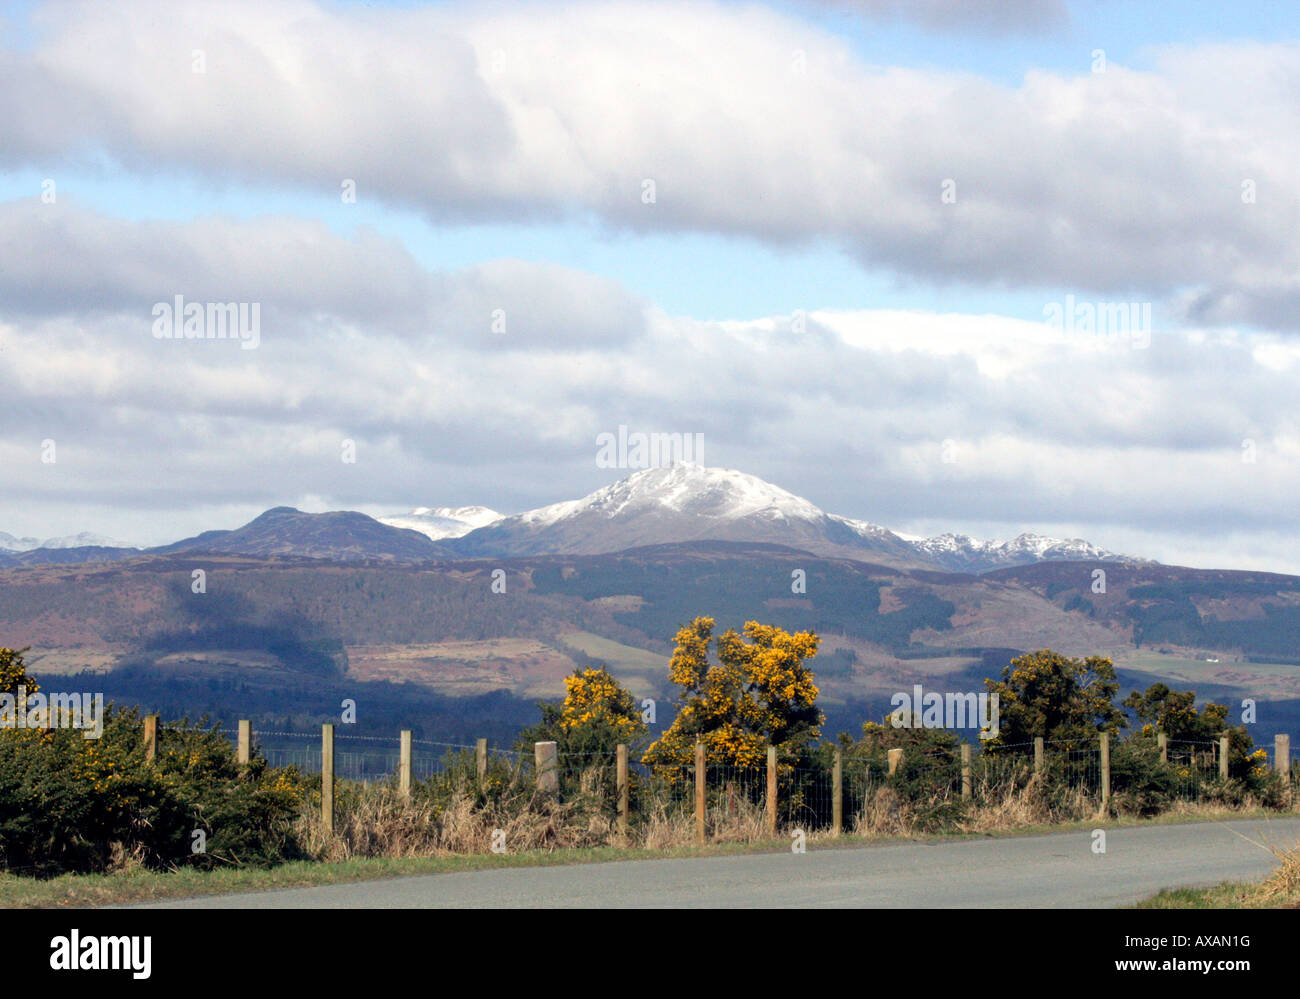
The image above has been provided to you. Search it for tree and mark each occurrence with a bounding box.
[642,617,822,769]
[1123,682,1217,740]
[518,666,647,756]
[983,649,1125,745]
[1123,681,1255,775]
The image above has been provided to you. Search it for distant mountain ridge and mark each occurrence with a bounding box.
[443,464,1145,571]
[0,464,1148,572]
[910,531,1145,574]
[0,530,138,553]
[151,507,446,562]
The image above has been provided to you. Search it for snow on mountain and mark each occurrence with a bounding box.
[910,532,1140,573]
[37,532,139,550]
[516,465,825,527]
[0,530,138,552]
[450,464,924,564]
[0,531,41,552]
[833,515,909,545]
[379,505,502,541]
[441,463,1146,570]
[8,466,1147,572]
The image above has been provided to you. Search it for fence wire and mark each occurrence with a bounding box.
[193,724,1290,831]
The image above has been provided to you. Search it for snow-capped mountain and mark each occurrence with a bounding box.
[379,505,502,541]
[449,464,924,565]
[39,531,139,550]
[0,531,41,552]
[909,532,1141,574]
[447,464,1146,571]
[0,530,137,552]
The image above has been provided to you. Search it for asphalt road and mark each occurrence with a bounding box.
[145,817,1300,908]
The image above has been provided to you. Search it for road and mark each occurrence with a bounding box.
[144,817,1300,908]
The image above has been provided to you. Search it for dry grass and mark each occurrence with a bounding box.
[958,774,1093,833]
[301,766,794,859]
[1258,840,1300,902]
[846,771,1287,839]
[297,764,1298,862]
[301,767,625,862]
[105,841,150,875]
[851,787,913,838]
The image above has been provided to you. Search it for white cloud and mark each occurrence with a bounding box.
[0,204,1296,570]
[1,1,1297,326]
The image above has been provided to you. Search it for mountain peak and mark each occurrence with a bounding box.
[520,463,828,527]
[450,463,923,565]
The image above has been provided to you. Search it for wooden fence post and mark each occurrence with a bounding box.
[143,714,158,764]
[476,737,489,790]
[321,723,335,836]
[1219,735,1230,780]
[887,747,903,776]
[399,729,411,798]
[766,745,778,835]
[832,747,843,836]
[1034,737,1044,774]
[961,743,972,799]
[617,743,629,838]
[694,741,706,845]
[237,719,251,765]
[1157,732,1167,763]
[1275,734,1290,779]
[535,741,559,795]
[1099,732,1110,815]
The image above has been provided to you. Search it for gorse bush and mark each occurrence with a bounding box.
[0,703,307,876]
[643,617,823,771]
[518,666,648,757]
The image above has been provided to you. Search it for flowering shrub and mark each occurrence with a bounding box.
[642,617,823,772]
[518,666,647,757]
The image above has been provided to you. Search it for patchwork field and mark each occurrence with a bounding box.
[345,639,579,697]
[1115,652,1300,700]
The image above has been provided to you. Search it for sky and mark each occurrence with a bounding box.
[0,0,1297,572]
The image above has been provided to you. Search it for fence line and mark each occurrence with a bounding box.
[151,717,1299,836]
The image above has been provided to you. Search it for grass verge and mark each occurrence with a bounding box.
[1134,833,1300,909]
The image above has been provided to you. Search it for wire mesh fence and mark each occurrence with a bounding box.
[191,723,1294,835]
[205,727,493,782]
[1165,739,1220,799]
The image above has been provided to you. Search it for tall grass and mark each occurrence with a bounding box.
[288,744,1299,861]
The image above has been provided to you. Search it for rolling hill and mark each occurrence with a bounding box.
[3,542,1297,739]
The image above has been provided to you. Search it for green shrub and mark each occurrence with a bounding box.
[0,705,306,876]
[1107,738,1182,816]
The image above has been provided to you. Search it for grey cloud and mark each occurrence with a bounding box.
[799,0,1070,35]
[0,200,652,353]
[0,200,433,326]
